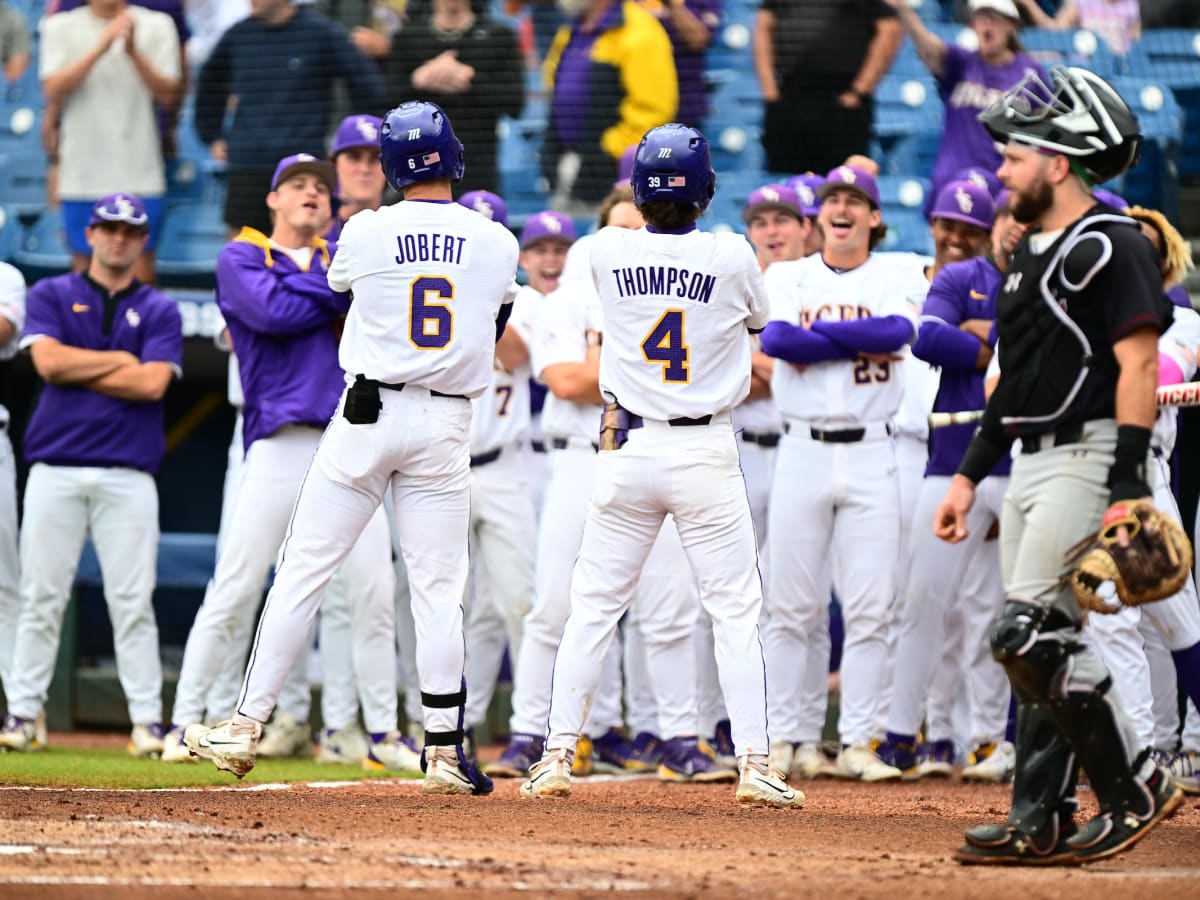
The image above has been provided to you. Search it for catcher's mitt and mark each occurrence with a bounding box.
[1070,499,1194,614]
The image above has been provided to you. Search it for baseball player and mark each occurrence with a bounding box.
[937,67,1180,865]
[185,102,519,796]
[325,113,386,242]
[0,261,33,740]
[0,194,181,756]
[759,164,926,783]
[163,153,403,771]
[784,173,826,258]
[519,123,801,808]
[878,182,1014,782]
[461,209,575,738]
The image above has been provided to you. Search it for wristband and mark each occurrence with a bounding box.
[1107,423,1152,503]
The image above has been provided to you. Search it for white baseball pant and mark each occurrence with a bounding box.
[765,424,899,746]
[7,464,162,725]
[0,420,20,694]
[545,416,770,758]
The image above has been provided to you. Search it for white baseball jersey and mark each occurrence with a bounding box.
[328,201,519,397]
[588,226,769,419]
[765,254,924,425]
[530,280,604,443]
[1153,304,1200,455]
[0,262,25,427]
[469,285,538,455]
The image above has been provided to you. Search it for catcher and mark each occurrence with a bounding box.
[933,67,1186,866]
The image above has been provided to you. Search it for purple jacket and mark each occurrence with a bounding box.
[912,256,1011,478]
[215,228,350,451]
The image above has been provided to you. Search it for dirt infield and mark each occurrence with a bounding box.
[1,761,1198,900]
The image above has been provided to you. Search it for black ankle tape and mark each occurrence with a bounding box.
[421,689,467,708]
[425,729,463,746]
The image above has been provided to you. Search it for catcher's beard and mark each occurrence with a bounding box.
[1010,178,1054,225]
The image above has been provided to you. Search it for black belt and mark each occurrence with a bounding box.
[1019,422,1084,455]
[470,447,503,467]
[376,380,468,401]
[784,422,869,443]
[741,431,780,448]
[551,437,599,451]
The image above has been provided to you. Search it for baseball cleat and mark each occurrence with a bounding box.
[0,714,43,752]
[791,742,840,779]
[954,822,1081,866]
[520,748,573,799]
[1066,766,1184,863]
[710,719,737,769]
[962,741,1016,783]
[363,731,422,773]
[915,739,956,779]
[128,723,166,758]
[626,732,664,771]
[874,732,919,779]
[160,725,196,763]
[571,734,594,776]
[256,711,312,759]
[657,736,737,783]
[484,732,545,778]
[184,718,262,778]
[836,741,903,782]
[735,756,805,809]
[316,724,369,765]
[1168,748,1200,795]
[592,727,642,773]
[421,745,493,795]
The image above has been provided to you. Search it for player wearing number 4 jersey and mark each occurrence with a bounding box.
[185,102,519,795]
[520,124,801,808]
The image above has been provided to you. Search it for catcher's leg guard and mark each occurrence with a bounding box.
[956,696,1080,865]
[420,681,494,795]
[988,602,1179,847]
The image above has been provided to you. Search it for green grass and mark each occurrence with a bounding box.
[0,747,419,789]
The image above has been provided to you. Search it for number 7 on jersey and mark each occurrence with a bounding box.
[641,309,689,383]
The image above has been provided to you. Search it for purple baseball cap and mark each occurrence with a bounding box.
[817,164,880,209]
[459,190,509,228]
[272,153,337,193]
[1093,187,1129,209]
[929,179,995,230]
[88,192,149,229]
[954,166,1003,199]
[520,210,577,249]
[330,114,382,158]
[615,144,638,186]
[786,173,825,218]
[742,184,803,224]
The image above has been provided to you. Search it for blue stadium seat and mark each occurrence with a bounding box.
[154,203,228,286]
[882,130,941,178]
[873,74,942,142]
[0,206,19,263]
[1020,28,1109,73]
[13,206,72,278]
[0,97,41,157]
[0,150,48,218]
[1106,76,1183,220]
[1123,30,1200,179]
[75,533,218,592]
[881,209,934,256]
[708,122,765,173]
[877,174,932,214]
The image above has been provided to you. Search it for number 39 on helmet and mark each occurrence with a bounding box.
[380,101,466,192]
[631,123,717,212]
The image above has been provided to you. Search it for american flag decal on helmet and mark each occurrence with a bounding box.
[668,176,686,187]
[423,151,441,165]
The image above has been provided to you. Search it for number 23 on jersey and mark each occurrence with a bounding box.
[642,309,690,383]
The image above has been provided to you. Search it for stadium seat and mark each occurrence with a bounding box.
[1105,76,1183,220]
[928,22,978,53]
[872,74,942,143]
[0,206,18,263]
[881,129,941,178]
[13,206,72,278]
[881,209,934,256]
[1020,27,1108,73]
[154,203,228,286]
[1124,30,1200,179]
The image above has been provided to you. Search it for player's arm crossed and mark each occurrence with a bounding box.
[913,266,993,371]
[220,247,349,336]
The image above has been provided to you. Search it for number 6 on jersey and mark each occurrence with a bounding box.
[642,309,689,383]
[410,275,454,349]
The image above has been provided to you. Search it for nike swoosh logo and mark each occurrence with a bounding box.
[753,776,793,796]
[969,290,987,300]
[72,303,90,313]
[201,737,247,748]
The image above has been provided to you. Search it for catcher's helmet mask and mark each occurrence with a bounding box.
[380,101,466,193]
[631,123,717,212]
[979,66,1142,184]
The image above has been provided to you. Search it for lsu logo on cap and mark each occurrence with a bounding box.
[472,197,496,219]
[836,166,857,184]
[355,117,379,142]
[955,187,974,214]
[796,184,814,207]
[761,187,780,203]
[540,213,562,233]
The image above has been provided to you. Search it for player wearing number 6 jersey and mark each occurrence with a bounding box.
[185,102,519,795]
[759,164,926,783]
[520,123,801,808]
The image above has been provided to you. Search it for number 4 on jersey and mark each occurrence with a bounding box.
[642,309,689,383]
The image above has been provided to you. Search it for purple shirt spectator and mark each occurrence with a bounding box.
[644,0,719,127]
[21,273,183,473]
